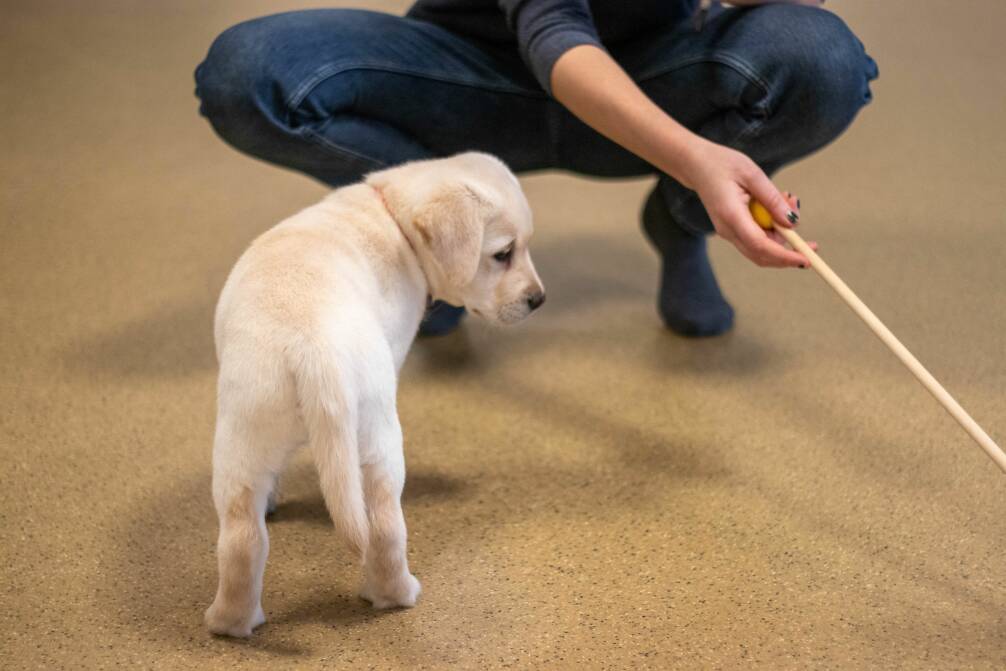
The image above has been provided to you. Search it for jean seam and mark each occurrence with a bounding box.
[299,125,388,169]
[730,116,766,148]
[286,62,547,111]
[635,53,772,109]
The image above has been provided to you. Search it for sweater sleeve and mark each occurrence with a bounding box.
[498,0,604,95]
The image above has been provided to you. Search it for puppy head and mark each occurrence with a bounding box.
[369,152,545,325]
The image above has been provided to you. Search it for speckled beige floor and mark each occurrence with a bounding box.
[2,1,1004,669]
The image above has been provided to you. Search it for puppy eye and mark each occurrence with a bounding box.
[493,247,513,263]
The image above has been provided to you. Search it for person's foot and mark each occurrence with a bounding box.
[417,300,466,337]
[640,188,734,337]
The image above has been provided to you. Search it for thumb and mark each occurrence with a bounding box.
[746,169,798,229]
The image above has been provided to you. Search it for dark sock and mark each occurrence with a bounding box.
[641,188,734,337]
[417,300,466,337]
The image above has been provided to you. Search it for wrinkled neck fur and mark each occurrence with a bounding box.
[368,181,458,304]
[369,182,437,296]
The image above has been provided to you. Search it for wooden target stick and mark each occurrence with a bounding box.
[749,200,1006,474]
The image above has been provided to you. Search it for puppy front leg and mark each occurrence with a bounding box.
[359,428,420,609]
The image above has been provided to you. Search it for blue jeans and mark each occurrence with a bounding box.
[194,4,877,235]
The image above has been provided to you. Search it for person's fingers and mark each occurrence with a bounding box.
[752,237,807,268]
[745,168,798,229]
[727,203,807,268]
[766,229,787,246]
[776,192,816,264]
[768,228,816,259]
[767,230,797,255]
[784,191,800,218]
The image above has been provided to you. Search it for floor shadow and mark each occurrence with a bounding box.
[208,632,313,657]
[271,469,473,528]
[403,471,472,502]
[410,327,486,377]
[269,496,331,527]
[530,233,652,314]
[646,326,779,378]
[97,471,325,660]
[751,469,1006,633]
[62,300,216,379]
[852,613,1006,668]
[479,374,730,486]
[271,591,396,629]
[726,373,1006,623]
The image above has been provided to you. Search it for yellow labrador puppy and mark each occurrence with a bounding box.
[204,152,544,637]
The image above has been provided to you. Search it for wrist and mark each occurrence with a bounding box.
[661,134,711,192]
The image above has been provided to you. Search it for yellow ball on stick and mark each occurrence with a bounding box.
[748,199,775,230]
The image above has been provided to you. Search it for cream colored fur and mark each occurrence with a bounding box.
[204,153,544,637]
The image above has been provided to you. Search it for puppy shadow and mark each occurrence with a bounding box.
[411,327,484,376]
[100,473,323,659]
[103,466,461,657]
[271,468,473,528]
[271,591,393,630]
[403,470,472,502]
[208,632,312,657]
[62,300,217,379]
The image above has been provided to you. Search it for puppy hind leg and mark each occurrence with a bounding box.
[204,430,272,638]
[359,414,420,609]
[204,403,300,637]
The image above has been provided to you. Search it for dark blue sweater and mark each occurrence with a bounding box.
[407,0,701,94]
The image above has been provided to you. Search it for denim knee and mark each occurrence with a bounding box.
[194,17,284,153]
[745,5,878,147]
[800,11,876,137]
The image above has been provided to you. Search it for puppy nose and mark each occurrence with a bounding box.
[527,292,546,311]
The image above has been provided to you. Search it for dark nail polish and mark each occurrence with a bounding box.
[797,198,801,209]
[799,263,806,269]
[787,211,799,224]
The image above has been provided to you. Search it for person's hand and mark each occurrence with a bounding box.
[548,45,818,269]
[680,137,817,268]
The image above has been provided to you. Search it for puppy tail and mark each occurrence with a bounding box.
[295,349,369,560]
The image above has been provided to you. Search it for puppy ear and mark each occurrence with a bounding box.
[412,183,488,288]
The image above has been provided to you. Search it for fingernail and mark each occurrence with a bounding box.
[799,263,806,269]
[787,210,799,224]
[797,198,801,209]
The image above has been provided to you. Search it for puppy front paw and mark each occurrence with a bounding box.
[359,572,421,610]
[204,601,265,638]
